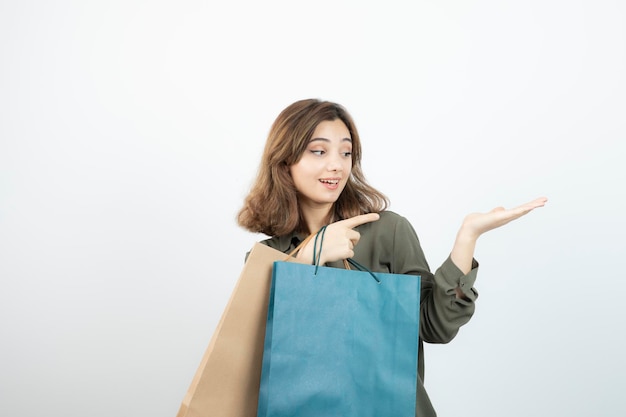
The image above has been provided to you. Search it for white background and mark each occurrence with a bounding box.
[1,1,625,416]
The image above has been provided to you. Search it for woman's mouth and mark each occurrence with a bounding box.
[319,178,340,190]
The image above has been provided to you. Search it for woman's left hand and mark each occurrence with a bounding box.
[460,196,548,241]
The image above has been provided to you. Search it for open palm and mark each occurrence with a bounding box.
[462,197,548,239]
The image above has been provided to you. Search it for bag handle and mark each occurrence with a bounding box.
[283,232,316,261]
[313,225,380,283]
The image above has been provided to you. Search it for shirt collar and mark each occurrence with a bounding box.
[275,232,309,253]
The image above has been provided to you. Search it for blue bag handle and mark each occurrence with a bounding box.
[313,225,380,284]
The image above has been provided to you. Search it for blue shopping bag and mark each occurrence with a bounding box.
[257,259,421,417]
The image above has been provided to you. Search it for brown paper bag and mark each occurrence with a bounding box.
[176,242,291,417]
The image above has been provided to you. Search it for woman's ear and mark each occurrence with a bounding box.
[282,163,292,177]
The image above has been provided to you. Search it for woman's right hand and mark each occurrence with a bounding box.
[297,213,380,265]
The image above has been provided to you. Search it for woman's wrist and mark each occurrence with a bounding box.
[458,218,481,243]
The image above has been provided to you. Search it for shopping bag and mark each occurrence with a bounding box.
[176,242,293,417]
[257,260,421,417]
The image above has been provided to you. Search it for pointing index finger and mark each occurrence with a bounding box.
[339,213,381,229]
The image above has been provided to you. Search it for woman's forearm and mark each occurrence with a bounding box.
[450,227,477,275]
[450,227,478,299]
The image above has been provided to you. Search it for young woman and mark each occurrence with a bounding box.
[238,98,547,416]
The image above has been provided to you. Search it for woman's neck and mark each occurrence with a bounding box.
[301,203,333,234]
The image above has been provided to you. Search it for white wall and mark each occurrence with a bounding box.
[1,1,624,416]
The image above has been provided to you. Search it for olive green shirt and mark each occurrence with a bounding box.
[260,210,479,417]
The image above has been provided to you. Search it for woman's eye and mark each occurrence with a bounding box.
[310,150,325,156]
[342,152,352,157]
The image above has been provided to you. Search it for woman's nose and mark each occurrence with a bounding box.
[326,155,343,172]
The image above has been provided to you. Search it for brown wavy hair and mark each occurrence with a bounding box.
[237,99,388,236]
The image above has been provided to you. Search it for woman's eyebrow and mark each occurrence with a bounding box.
[309,137,352,143]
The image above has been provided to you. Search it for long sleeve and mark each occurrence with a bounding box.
[350,211,479,344]
[263,211,480,345]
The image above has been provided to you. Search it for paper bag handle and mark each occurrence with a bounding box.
[283,232,317,260]
[313,225,380,283]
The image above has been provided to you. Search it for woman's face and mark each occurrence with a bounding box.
[289,119,353,211]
